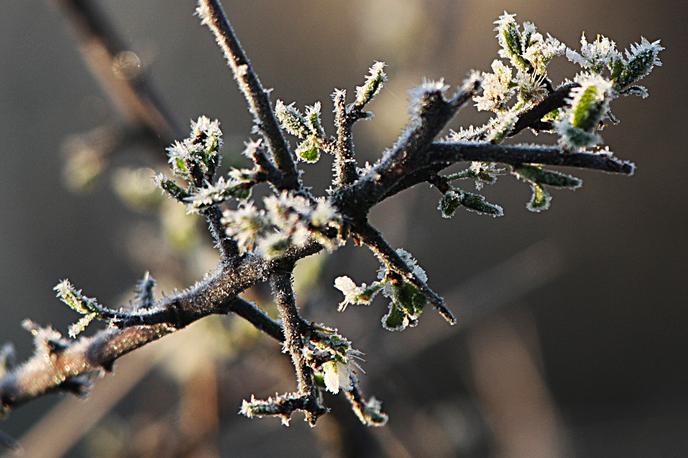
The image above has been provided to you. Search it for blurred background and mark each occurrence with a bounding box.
[0,0,686,457]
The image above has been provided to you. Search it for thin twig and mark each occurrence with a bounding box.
[353,221,456,325]
[270,267,325,425]
[196,0,299,190]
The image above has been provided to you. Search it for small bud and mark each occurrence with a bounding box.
[354,61,387,109]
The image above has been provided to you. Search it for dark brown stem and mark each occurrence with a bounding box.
[197,0,300,191]
[270,267,325,425]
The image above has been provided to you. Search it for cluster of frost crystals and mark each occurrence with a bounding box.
[186,176,246,213]
[165,116,223,179]
[190,115,223,151]
[566,33,622,72]
[556,73,613,149]
[474,59,513,112]
[221,203,267,255]
[256,192,342,258]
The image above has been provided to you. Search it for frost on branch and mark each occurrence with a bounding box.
[0,3,663,432]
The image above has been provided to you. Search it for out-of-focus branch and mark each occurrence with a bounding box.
[53,0,181,146]
[196,0,300,190]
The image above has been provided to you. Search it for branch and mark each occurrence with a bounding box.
[378,142,634,201]
[53,0,180,146]
[0,294,279,414]
[269,267,326,425]
[334,76,479,215]
[353,221,456,325]
[196,0,300,190]
[332,90,361,187]
[508,83,579,137]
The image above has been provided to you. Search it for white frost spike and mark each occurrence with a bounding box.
[355,61,387,108]
[566,33,622,71]
[191,115,222,140]
[221,203,267,255]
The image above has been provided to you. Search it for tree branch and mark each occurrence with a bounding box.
[53,0,180,146]
[269,267,326,425]
[196,0,300,190]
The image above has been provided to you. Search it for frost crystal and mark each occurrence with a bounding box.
[566,33,622,72]
[221,203,267,255]
[474,59,513,112]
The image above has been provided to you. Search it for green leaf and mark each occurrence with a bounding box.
[527,182,552,212]
[460,190,504,217]
[392,282,426,319]
[438,190,462,218]
[513,165,582,189]
[296,137,321,163]
[381,302,409,332]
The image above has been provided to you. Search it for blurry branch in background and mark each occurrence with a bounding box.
[52,0,181,191]
[0,0,663,442]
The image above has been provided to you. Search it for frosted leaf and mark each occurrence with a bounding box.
[438,190,461,218]
[527,182,552,212]
[68,313,96,339]
[494,11,528,70]
[186,176,249,213]
[615,37,664,90]
[556,73,613,148]
[275,100,309,138]
[485,110,519,143]
[474,59,514,112]
[354,61,387,109]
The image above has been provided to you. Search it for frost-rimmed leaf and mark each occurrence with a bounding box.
[275,100,310,138]
[494,12,528,70]
[614,37,664,90]
[459,190,504,217]
[154,174,190,202]
[527,182,552,212]
[438,190,462,219]
[513,165,582,189]
[354,61,387,109]
[381,302,410,332]
[295,136,321,163]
